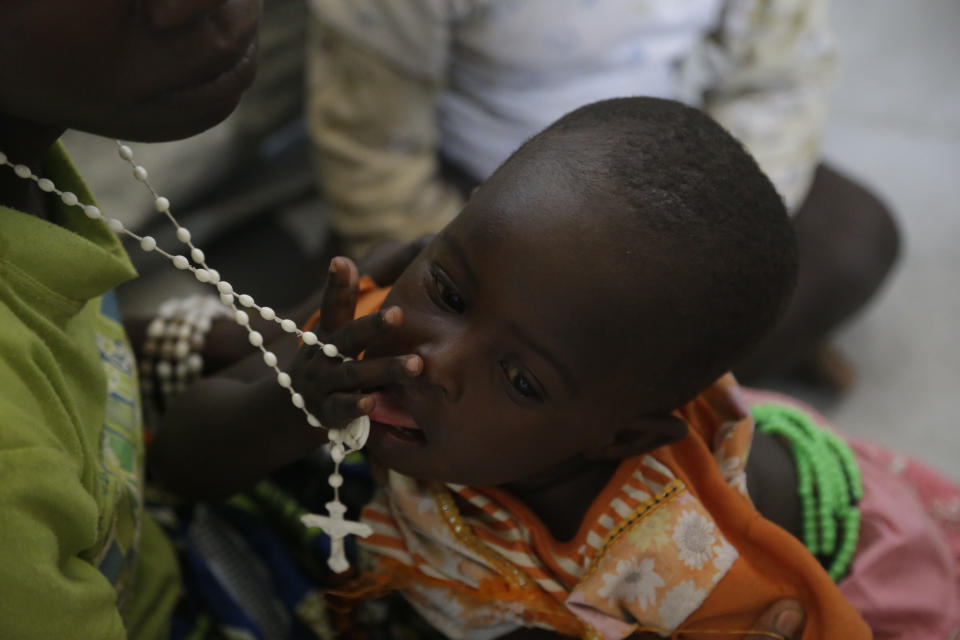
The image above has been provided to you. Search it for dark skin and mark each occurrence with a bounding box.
[0,2,803,633]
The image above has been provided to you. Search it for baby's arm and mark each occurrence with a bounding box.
[745,430,804,539]
[147,257,421,500]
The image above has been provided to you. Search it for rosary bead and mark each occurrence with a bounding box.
[322,344,339,358]
[156,361,172,379]
[2,144,380,575]
[147,318,165,338]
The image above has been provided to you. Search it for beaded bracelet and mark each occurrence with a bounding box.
[140,295,231,419]
[751,403,863,582]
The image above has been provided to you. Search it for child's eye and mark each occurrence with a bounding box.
[501,362,544,401]
[432,269,466,313]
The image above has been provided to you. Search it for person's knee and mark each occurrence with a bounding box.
[794,165,901,308]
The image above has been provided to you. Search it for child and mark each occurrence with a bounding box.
[287,98,959,638]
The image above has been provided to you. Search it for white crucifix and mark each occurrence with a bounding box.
[301,501,373,573]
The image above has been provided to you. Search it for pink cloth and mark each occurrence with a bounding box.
[744,389,960,639]
[841,437,960,639]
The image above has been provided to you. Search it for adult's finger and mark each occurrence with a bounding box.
[320,257,360,333]
[745,599,805,640]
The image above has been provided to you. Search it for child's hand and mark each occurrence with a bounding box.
[289,257,422,430]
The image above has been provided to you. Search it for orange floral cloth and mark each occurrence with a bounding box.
[351,282,870,640]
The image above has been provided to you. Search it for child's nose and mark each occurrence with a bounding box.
[411,333,464,403]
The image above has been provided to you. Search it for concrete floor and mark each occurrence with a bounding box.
[65,0,960,477]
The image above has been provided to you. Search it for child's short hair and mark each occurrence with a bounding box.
[496,97,798,408]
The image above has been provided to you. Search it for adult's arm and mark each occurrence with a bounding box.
[703,0,837,212]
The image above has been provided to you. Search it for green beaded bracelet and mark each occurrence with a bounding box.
[752,403,863,582]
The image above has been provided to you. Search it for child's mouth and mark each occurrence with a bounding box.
[369,391,425,443]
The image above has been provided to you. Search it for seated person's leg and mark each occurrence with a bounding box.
[734,164,901,383]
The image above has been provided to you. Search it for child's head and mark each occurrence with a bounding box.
[0,0,260,142]
[365,97,796,486]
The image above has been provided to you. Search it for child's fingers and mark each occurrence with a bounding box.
[315,355,422,393]
[309,391,374,429]
[320,257,360,333]
[329,306,403,358]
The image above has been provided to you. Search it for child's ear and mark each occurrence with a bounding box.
[584,414,688,461]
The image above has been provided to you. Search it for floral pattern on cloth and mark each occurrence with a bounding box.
[359,374,755,639]
[566,485,739,638]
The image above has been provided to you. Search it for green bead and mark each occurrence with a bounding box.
[753,403,865,573]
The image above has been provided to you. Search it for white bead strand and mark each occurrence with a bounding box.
[1,144,373,572]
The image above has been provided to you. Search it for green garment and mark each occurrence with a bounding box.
[0,144,179,639]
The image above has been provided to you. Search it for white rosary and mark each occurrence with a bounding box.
[0,142,371,573]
